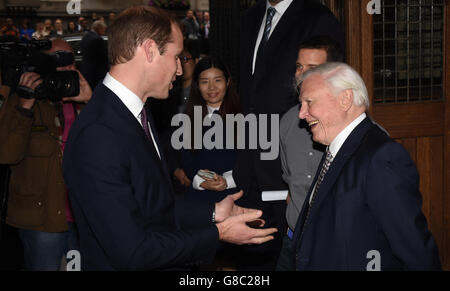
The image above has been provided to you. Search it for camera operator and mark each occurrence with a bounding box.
[0,38,92,271]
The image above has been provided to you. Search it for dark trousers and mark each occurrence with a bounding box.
[275,233,296,271]
[233,179,287,270]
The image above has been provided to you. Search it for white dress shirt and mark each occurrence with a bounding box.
[252,0,293,74]
[328,113,367,158]
[103,73,161,159]
[309,113,367,204]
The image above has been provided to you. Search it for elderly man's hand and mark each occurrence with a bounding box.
[62,70,92,103]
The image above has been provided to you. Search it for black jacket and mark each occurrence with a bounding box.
[235,0,345,199]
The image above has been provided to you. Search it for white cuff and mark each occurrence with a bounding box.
[262,190,289,202]
[222,170,236,189]
[192,174,206,190]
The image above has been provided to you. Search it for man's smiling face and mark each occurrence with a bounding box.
[298,74,347,145]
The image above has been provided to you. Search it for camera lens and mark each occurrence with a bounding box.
[44,71,80,101]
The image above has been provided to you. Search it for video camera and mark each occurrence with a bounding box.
[0,36,79,101]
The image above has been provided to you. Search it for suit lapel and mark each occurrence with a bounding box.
[100,85,146,140]
[99,85,171,182]
[293,118,374,248]
[309,118,374,214]
[247,1,267,71]
[144,105,171,181]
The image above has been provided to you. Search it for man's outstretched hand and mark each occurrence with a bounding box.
[214,191,277,245]
[215,190,260,222]
[216,210,277,245]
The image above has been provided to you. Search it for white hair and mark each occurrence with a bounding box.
[92,20,107,33]
[300,62,370,108]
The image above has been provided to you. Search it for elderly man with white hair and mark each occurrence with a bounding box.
[291,62,441,271]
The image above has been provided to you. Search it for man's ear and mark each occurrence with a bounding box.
[142,39,157,63]
[339,89,354,112]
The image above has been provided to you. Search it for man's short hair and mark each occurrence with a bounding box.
[300,62,370,108]
[107,5,177,65]
[298,35,344,62]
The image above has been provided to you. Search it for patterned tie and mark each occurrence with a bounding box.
[256,7,276,59]
[309,148,333,207]
[297,148,333,243]
[140,106,151,140]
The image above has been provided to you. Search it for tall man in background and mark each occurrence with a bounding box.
[235,0,345,270]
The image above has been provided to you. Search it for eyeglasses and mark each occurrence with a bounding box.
[178,55,194,64]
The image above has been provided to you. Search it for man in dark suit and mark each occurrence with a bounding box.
[291,62,441,270]
[234,0,345,269]
[62,6,277,271]
[79,20,109,90]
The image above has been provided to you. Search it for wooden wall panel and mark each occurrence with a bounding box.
[345,0,362,74]
[395,136,445,266]
[442,0,450,270]
[373,102,444,140]
[416,137,444,260]
[396,138,417,164]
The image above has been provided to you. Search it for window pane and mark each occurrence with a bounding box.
[373,0,444,103]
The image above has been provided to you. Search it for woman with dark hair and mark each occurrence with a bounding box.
[185,57,240,122]
[179,56,240,204]
[67,21,77,34]
[178,56,240,270]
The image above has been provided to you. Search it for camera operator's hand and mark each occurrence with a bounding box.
[62,70,92,103]
[18,72,42,110]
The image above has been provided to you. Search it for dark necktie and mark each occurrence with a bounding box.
[298,148,333,242]
[256,7,276,59]
[309,148,333,207]
[140,106,151,140]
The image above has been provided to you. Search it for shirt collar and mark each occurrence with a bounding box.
[207,105,220,113]
[103,72,144,120]
[266,0,293,15]
[329,113,367,157]
[206,105,220,117]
